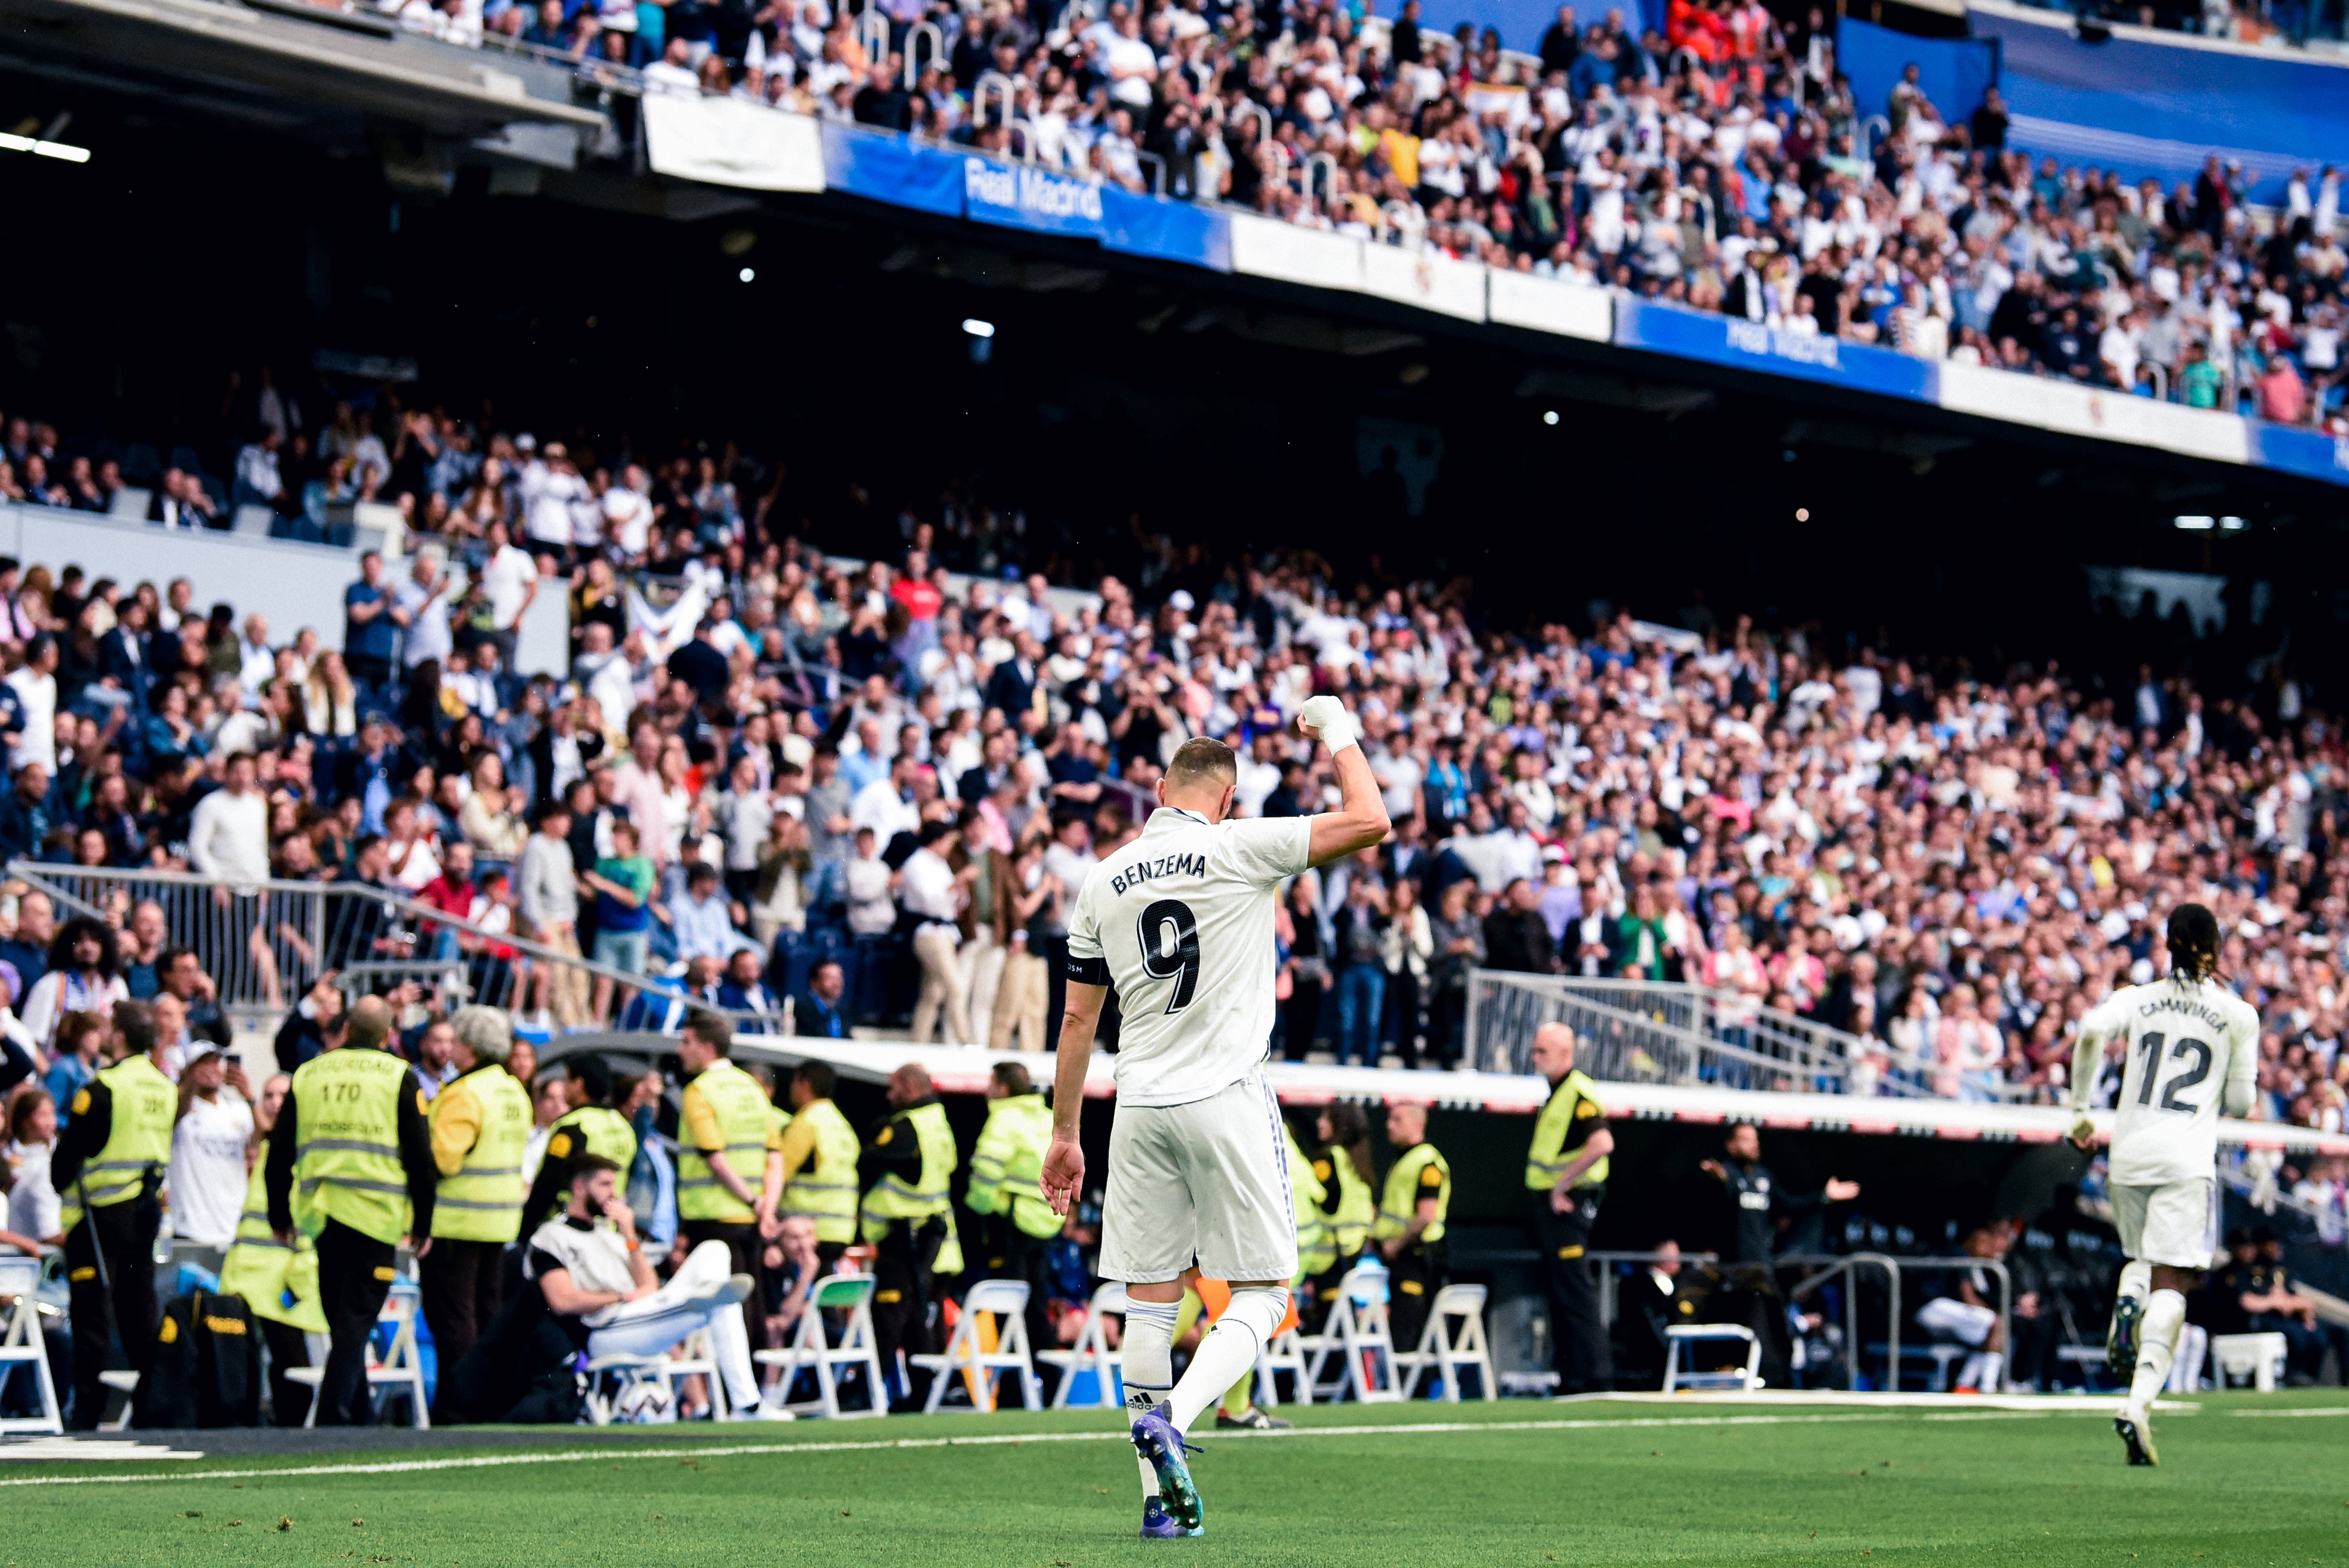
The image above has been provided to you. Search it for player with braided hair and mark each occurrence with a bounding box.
[2068,902,2257,1466]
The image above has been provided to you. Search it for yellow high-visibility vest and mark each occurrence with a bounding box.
[965,1092,1059,1241]
[860,1101,963,1275]
[1288,1125,1332,1279]
[290,1046,414,1246]
[431,1066,533,1243]
[780,1097,861,1245]
[677,1060,771,1223]
[1524,1069,1609,1190]
[58,1055,175,1234]
[1371,1141,1450,1246]
[217,1152,327,1334]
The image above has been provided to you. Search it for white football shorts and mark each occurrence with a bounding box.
[1098,1073,1297,1285]
[2110,1178,2218,1269]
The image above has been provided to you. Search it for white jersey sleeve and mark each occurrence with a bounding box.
[1219,814,1314,888]
[2105,977,2262,1187]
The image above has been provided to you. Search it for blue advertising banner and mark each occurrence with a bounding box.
[1839,16,1998,127]
[961,157,1111,238]
[819,122,963,216]
[1612,296,1940,404]
[1102,186,1233,273]
[2247,423,2349,489]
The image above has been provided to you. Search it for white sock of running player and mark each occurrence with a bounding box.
[2125,1289,2187,1412]
[1974,1351,2004,1393]
[1957,1352,1987,1390]
[2116,1259,2152,1311]
[1168,1287,1288,1435]
[1121,1299,1179,1502]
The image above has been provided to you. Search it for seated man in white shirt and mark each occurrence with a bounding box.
[524,1154,786,1421]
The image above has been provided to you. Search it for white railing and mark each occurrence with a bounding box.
[8,861,784,1036]
[1465,970,2038,1102]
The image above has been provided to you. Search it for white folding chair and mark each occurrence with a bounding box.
[1391,1282,1497,1403]
[911,1279,1042,1414]
[293,1288,431,1428]
[1253,1326,1313,1410]
[1663,1323,1762,1392]
[1036,1281,1125,1409]
[0,1257,63,1436]
[755,1272,888,1418]
[1303,1264,1402,1403]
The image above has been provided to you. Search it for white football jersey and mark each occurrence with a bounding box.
[2081,975,2260,1187]
[1065,806,1312,1108]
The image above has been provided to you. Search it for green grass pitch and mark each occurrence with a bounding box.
[7,1393,2345,1566]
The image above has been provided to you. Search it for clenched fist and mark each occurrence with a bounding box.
[1297,695,1359,753]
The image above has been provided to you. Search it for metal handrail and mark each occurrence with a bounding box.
[7,860,779,1033]
[1467,970,1856,1092]
[972,70,1016,129]
[1780,1251,2011,1393]
[901,19,944,87]
[857,5,889,68]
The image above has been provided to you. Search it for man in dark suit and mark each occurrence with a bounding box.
[1391,0,1423,61]
[99,598,156,712]
[794,959,851,1038]
[955,727,1019,808]
[982,632,1042,722]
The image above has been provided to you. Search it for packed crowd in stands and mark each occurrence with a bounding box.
[0,387,2344,1141]
[341,0,2349,433]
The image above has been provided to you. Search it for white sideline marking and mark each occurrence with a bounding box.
[2225,1405,2349,1418]
[0,1408,2098,1488]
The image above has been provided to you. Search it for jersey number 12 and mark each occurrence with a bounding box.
[2133,1031,2212,1115]
[1137,899,1201,1013]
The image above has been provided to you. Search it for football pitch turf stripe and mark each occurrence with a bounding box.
[0,1406,2181,1489]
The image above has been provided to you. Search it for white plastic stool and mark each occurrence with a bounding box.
[2208,1331,2287,1391]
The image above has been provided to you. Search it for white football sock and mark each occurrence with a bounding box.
[1975,1351,2004,1393]
[2125,1289,2186,1412]
[1121,1299,1179,1502]
[1169,1287,1288,1435]
[1957,1352,1987,1390]
[2116,1259,2152,1309]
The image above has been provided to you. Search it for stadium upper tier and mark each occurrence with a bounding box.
[2,0,2344,489]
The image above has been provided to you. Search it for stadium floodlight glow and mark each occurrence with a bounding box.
[962,318,997,339]
[0,131,90,163]
[1795,508,1810,523]
[2172,515,2216,531]
[2219,515,2247,532]
[737,267,755,283]
[1542,410,1559,425]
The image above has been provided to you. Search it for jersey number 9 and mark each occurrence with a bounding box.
[1137,899,1201,1014]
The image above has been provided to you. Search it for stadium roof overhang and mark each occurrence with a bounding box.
[531,1032,2349,1157]
[0,0,607,142]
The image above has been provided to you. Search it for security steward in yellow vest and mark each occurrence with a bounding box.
[1525,1023,1615,1394]
[674,1012,783,1347]
[859,1063,961,1398]
[50,999,176,1430]
[964,1060,1059,1369]
[1286,1117,1332,1280]
[218,1070,327,1425]
[419,1006,531,1379]
[520,1052,639,1233]
[773,1060,859,1266]
[1305,1103,1376,1324]
[265,994,439,1426]
[1372,1102,1452,1354]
